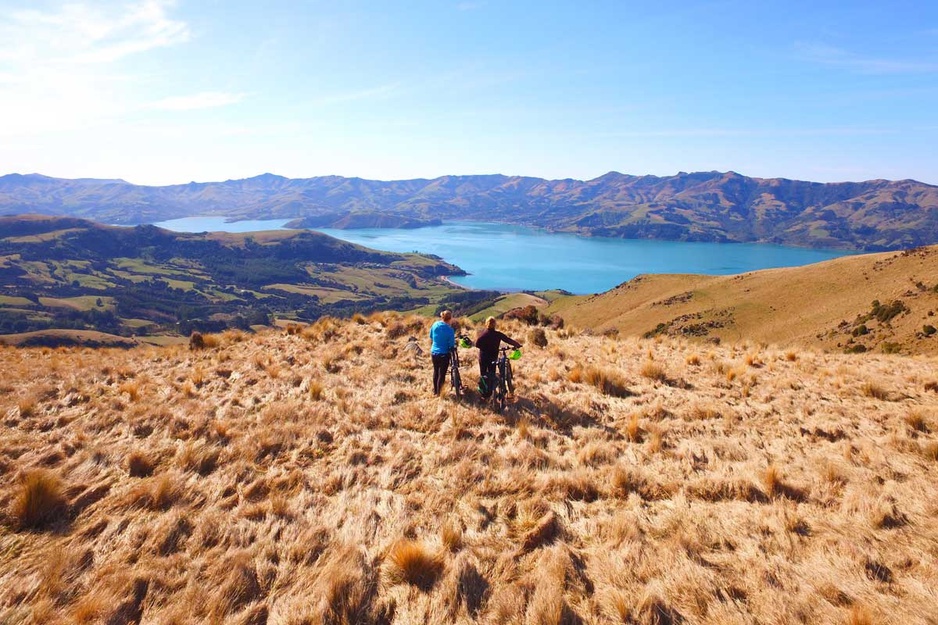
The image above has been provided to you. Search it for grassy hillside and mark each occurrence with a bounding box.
[0,215,486,339]
[549,246,938,355]
[1,315,936,623]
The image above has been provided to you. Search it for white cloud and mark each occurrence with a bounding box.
[148,91,247,111]
[0,1,189,67]
[0,1,191,138]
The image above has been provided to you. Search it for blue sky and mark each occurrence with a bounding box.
[0,0,936,185]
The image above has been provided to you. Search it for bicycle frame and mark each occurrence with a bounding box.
[449,346,462,397]
[491,347,515,412]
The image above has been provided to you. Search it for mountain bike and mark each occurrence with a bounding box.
[491,347,521,412]
[449,335,472,398]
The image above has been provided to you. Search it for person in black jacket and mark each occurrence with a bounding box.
[475,316,522,397]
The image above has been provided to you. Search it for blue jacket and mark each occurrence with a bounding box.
[429,320,455,355]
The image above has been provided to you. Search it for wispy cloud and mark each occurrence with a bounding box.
[795,42,938,74]
[0,0,189,66]
[148,91,247,111]
[0,1,193,137]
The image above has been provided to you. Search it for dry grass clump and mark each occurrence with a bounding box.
[582,365,632,398]
[529,327,548,348]
[640,360,669,383]
[309,379,325,401]
[611,466,675,500]
[11,469,67,529]
[17,394,37,418]
[625,413,643,442]
[441,519,464,552]
[126,450,156,477]
[904,410,930,433]
[861,380,889,400]
[383,539,444,591]
[125,473,178,511]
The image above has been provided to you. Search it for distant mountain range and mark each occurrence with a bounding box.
[2,171,937,250]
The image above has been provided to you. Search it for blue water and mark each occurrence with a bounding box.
[152,217,851,295]
[314,222,851,294]
[152,216,293,233]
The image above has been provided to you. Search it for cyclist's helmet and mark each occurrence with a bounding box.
[509,349,522,360]
[459,336,472,348]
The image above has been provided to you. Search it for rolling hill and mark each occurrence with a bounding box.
[0,315,935,623]
[2,171,937,250]
[0,215,481,340]
[548,245,938,355]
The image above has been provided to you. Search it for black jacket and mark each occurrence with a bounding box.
[475,328,521,363]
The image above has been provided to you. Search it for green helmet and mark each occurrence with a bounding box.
[509,349,522,360]
[459,337,472,348]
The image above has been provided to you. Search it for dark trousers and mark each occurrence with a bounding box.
[479,357,496,397]
[479,358,496,380]
[432,353,450,395]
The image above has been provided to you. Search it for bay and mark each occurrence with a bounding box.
[152,217,852,295]
[311,222,852,294]
[152,216,293,233]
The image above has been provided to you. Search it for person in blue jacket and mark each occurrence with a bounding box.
[429,310,456,395]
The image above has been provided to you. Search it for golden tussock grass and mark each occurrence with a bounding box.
[383,539,444,591]
[1,315,937,623]
[583,365,632,398]
[861,380,889,400]
[640,360,669,383]
[12,469,67,529]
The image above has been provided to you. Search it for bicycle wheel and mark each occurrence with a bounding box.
[505,361,514,395]
[496,376,507,412]
[450,352,462,398]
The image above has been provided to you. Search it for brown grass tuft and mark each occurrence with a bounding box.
[309,379,325,401]
[763,464,782,497]
[119,380,140,401]
[846,605,876,625]
[127,450,155,477]
[611,466,674,500]
[904,411,929,433]
[384,539,444,591]
[12,470,67,529]
[634,591,683,625]
[861,381,889,400]
[583,366,632,398]
[640,360,669,383]
[626,412,643,442]
[18,395,37,418]
[441,519,464,553]
[520,510,562,553]
[127,474,178,511]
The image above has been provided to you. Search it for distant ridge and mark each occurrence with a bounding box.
[2,171,937,250]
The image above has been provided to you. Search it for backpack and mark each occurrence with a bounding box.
[478,371,495,398]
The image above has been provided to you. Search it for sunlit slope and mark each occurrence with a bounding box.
[549,246,938,354]
[1,315,937,623]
